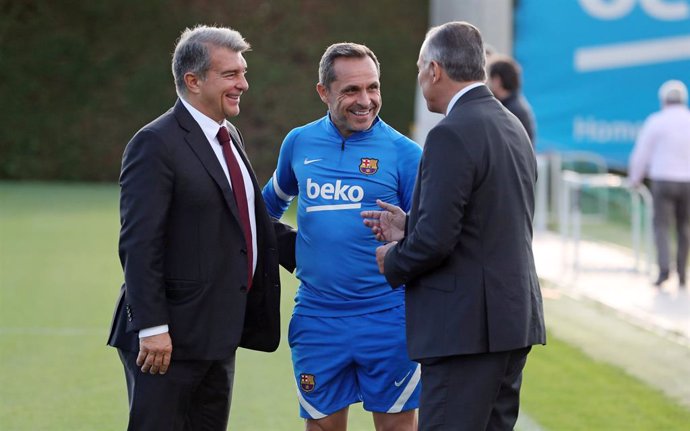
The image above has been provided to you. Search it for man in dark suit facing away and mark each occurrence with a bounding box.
[107,25,295,430]
[362,21,545,430]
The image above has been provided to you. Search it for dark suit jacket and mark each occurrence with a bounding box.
[108,99,295,360]
[384,85,545,361]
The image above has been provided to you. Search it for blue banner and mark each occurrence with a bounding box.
[515,0,690,170]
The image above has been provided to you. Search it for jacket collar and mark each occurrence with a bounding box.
[446,82,485,115]
[448,84,493,115]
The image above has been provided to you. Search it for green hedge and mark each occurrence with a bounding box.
[0,0,428,182]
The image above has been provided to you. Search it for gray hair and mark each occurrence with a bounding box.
[318,42,380,89]
[172,25,251,97]
[658,79,688,106]
[420,21,486,82]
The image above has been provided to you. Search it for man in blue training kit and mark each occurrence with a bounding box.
[262,43,422,431]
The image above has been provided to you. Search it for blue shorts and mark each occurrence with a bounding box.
[288,305,420,419]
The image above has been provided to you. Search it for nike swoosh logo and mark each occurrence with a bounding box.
[304,158,323,165]
[394,370,412,387]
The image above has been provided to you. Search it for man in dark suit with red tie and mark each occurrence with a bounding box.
[107,25,295,430]
[363,21,545,430]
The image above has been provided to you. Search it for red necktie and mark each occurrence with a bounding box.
[217,126,253,291]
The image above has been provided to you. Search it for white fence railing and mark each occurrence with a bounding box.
[534,152,654,275]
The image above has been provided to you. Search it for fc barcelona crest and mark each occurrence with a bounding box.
[300,373,316,392]
[359,158,379,175]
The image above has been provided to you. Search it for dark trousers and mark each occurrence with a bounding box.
[118,349,236,431]
[651,180,690,283]
[418,346,531,431]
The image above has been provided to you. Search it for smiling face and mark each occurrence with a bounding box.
[186,46,249,122]
[317,56,381,137]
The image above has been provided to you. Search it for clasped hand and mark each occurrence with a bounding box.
[361,199,406,273]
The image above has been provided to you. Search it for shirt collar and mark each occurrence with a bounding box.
[446,82,485,116]
[180,97,228,143]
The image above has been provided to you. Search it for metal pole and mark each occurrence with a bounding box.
[573,188,581,273]
[550,152,562,229]
[535,155,548,231]
[560,174,570,270]
[631,190,641,272]
[638,185,655,276]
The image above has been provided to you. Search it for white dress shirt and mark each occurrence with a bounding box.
[628,105,690,185]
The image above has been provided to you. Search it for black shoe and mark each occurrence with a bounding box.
[654,271,669,287]
[679,274,686,289]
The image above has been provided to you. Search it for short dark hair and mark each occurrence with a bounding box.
[488,55,521,92]
[319,42,380,89]
[420,21,486,82]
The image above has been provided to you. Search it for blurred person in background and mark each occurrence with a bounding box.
[487,54,536,146]
[363,21,545,430]
[108,25,295,430]
[262,42,422,431]
[629,79,690,289]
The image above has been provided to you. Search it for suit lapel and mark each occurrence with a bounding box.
[173,100,241,221]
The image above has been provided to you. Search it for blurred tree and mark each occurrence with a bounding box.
[0,0,427,182]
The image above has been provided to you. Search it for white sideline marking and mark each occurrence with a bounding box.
[516,412,546,431]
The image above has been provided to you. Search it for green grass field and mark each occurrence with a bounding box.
[1,182,689,430]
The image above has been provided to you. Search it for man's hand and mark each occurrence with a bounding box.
[137,332,172,375]
[376,241,397,274]
[361,199,406,242]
